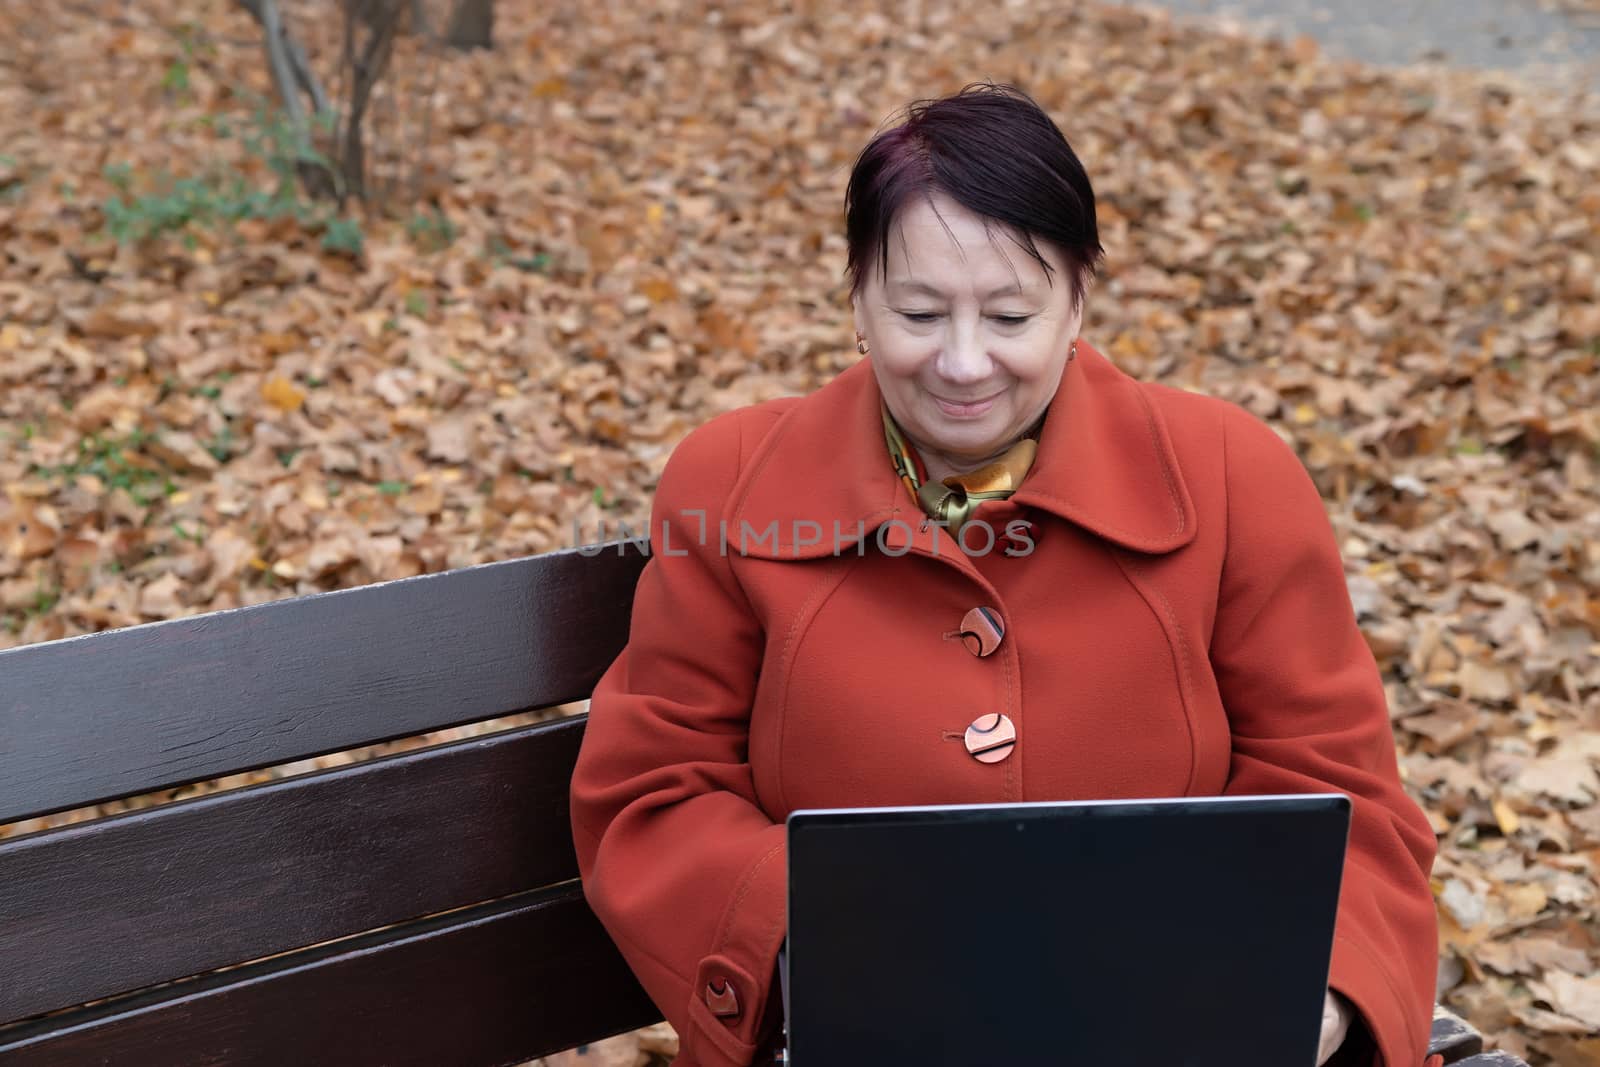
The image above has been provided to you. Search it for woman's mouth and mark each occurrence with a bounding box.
[932,389,1004,418]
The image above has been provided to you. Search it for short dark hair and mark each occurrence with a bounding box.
[844,82,1106,311]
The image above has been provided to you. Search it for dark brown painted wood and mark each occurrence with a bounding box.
[0,884,663,1067]
[0,716,596,1025]
[0,541,648,825]
[1430,1004,1485,1062]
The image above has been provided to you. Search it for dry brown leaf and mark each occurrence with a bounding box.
[136,572,185,618]
[261,375,307,414]
[1474,935,1592,977]
[1532,972,1600,1031]
[1514,760,1600,807]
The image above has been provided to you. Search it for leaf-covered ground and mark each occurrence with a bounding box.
[1,1,1597,1062]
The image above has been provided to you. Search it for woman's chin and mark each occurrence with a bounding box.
[925,433,1014,467]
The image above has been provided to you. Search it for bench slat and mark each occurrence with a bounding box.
[0,542,647,825]
[0,881,662,1066]
[0,716,592,1026]
[1430,1004,1485,1062]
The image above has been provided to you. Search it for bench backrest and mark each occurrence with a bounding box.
[0,543,656,1066]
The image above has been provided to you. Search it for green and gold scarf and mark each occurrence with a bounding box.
[880,399,1042,536]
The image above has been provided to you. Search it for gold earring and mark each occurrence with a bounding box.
[856,331,870,355]
[1067,340,1078,362]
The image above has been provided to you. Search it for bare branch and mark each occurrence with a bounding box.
[246,0,305,127]
[234,0,330,116]
[339,0,404,204]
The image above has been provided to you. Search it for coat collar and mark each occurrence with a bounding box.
[725,339,1198,558]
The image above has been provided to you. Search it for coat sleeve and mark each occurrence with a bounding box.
[569,410,786,1067]
[1209,405,1440,1067]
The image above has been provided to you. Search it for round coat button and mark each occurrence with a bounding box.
[964,713,1016,763]
[959,607,1004,657]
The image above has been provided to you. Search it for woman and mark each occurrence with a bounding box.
[569,84,1439,1067]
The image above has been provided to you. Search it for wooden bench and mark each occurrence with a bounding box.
[0,543,1525,1066]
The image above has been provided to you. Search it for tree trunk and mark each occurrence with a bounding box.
[409,0,431,37]
[233,0,337,200]
[444,0,493,50]
[338,0,402,204]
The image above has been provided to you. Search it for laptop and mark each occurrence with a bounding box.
[780,794,1351,1066]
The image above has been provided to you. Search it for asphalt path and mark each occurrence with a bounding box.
[1110,0,1600,90]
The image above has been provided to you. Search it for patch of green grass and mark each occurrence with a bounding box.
[159,20,207,100]
[8,421,40,451]
[406,207,457,252]
[7,579,64,632]
[376,480,409,496]
[203,422,237,464]
[162,57,190,95]
[29,583,60,617]
[101,100,362,254]
[485,234,550,273]
[321,216,364,256]
[32,429,179,506]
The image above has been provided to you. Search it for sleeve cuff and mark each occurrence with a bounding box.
[1329,932,1423,1067]
[682,836,788,1066]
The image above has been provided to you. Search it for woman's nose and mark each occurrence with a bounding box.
[935,321,991,383]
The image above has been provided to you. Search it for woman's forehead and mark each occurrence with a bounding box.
[880,195,1061,296]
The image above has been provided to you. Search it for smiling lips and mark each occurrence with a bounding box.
[932,389,1004,417]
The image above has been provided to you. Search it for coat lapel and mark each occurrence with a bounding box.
[725,339,1197,558]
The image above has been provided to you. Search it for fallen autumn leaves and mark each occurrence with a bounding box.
[0,1,1597,1063]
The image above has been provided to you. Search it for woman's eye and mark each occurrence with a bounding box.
[894,311,1031,325]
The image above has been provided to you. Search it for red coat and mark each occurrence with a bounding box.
[569,340,1439,1067]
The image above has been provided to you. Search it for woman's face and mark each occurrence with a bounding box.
[853,191,1083,474]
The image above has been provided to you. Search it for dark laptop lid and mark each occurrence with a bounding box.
[784,794,1351,1067]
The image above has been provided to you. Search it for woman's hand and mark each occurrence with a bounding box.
[1317,990,1352,1065]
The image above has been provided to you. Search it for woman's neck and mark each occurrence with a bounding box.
[918,443,1015,485]
[907,411,1048,485]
